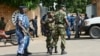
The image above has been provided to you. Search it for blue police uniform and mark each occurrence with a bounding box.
[16,13,30,54]
[66,16,71,39]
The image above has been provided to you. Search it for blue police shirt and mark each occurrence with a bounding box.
[17,13,30,29]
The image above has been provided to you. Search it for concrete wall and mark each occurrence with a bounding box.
[96,0,100,16]
[0,4,16,31]
[92,0,100,16]
[0,4,41,35]
[27,7,41,35]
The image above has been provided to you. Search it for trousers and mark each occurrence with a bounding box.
[53,27,66,49]
[16,30,30,54]
[66,27,71,39]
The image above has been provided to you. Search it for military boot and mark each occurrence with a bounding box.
[54,46,58,53]
[47,47,50,53]
[49,47,53,55]
[61,49,67,55]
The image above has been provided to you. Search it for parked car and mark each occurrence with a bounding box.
[82,17,100,39]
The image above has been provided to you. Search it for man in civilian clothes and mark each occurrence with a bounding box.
[33,16,39,37]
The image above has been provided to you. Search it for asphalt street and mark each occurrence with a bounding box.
[0,35,100,56]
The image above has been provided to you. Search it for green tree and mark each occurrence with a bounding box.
[40,0,55,10]
[66,0,91,13]
[0,0,40,10]
[41,0,91,13]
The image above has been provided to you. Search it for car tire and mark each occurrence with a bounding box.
[89,26,100,39]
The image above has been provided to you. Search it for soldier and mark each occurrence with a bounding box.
[53,5,69,55]
[44,11,55,55]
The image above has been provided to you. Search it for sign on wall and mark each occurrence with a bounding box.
[12,10,19,25]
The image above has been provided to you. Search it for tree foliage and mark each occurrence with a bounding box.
[66,0,91,13]
[41,0,91,13]
[0,0,40,10]
[0,0,91,12]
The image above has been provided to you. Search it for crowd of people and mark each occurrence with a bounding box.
[15,5,69,56]
[41,12,90,40]
[40,5,96,56]
[0,4,96,56]
[41,5,68,55]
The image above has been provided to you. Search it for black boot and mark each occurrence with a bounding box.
[17,53,23,56]
[68,36,70,40]
[49,47,53,55]
[61,49,67,55]
[24,49,32,55]
[47,47,50,53]
[54,46,58,53]
[23,53,28,56]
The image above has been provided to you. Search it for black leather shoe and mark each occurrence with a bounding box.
[36,36,39,37]
[66,38,70,40]
[17,53,23,56]
[23,53,28,56]
[24,49,32,55]
[27,52,32,55]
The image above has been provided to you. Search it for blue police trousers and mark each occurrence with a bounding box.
[16,30,30,54]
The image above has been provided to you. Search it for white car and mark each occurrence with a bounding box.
[83,17,100,39]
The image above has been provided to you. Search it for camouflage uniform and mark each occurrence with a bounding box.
[45,12,55,54]
[53,10,67,54]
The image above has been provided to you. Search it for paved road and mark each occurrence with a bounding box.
[0,35,100,56]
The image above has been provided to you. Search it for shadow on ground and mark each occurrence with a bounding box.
[1,52,50,56]
[0,44,13,47]
[66,36,95,40]
[1,52,65,56]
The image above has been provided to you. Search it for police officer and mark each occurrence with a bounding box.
[16,6,31,56]
[66,15,71,40]
[53,5,69,55]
